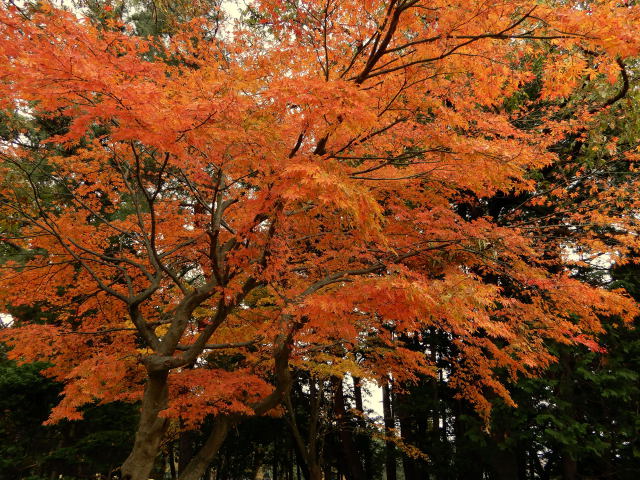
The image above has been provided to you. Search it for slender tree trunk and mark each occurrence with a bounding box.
[332,377,365,480]
[323,463,333,480]
[289,416,323,480]
[215,455,225,480]
[558,349,578,480]
[169,442,177,480]
[517,442,528,480]
[352,377,373,479]
[291,431,312,480]
[489,448,519,480]
[288,442,295,480]
[178,427,196,475]
[251,446,266,480]
[178,416,233,480]
[382,381,396,480]
[121,370,170,480]
[439,366,447,445]
[285,376,324,480]
[453,399,486,480]
[561,456,577,480]
[397,396,417,480]
[488,423,520,480]
[273,434,279,480]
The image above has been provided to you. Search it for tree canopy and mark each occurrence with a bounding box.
[1,1,640,479]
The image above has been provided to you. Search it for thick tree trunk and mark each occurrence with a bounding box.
[308,464,322,480]
[178,416,233,480]
[121,370,170,480]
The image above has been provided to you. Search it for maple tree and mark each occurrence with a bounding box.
[1,1,640,479]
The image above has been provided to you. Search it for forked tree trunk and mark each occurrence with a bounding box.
[121,333,293,480]
[121,370,170,480]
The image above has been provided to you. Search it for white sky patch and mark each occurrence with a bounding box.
[222,0,244,21]
[361,379,385,423]
[0,313,13,327]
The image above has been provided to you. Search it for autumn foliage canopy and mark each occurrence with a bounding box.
[1,1,640,478]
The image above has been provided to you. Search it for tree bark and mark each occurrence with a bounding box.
[383,381,396,480]
[561,456,577,480]
[273,433,279,480]
[352,377,372,478]
[489,447,520,480]
[308,463,323,480]
[178,427,196,475]
[558,349,578,480]
[121,370,170,480]
[179,333,294,480]
[397,395,417,480]
[286,390,322,480]
[332,377,365,480]
[169,442,177,480]
[178,416,233,480]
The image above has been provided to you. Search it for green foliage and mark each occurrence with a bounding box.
[0,349,138,480]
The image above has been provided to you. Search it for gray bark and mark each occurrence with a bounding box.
[121,371,170,480]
